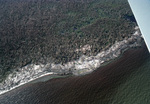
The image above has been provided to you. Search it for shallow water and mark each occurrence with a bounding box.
[111,56,150,104]
[0,46,149,104]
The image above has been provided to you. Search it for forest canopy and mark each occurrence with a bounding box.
[0,0,136,81]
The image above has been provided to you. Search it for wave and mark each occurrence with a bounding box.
[0,26,142,95]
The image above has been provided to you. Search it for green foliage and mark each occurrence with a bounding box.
[0,0,137,81]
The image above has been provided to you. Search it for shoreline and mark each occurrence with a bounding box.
[22,46,145,84]
[0,42,149,104]
[0,72,56,95]
[0,27,143,95]
[0,46,144,96]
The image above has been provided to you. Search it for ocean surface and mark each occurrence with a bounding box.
[0,28,142,95]
[0,45,149,104]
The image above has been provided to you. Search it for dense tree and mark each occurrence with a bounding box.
[0,0,137,82]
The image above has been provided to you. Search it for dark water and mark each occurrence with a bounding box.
[0,45,150,104]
